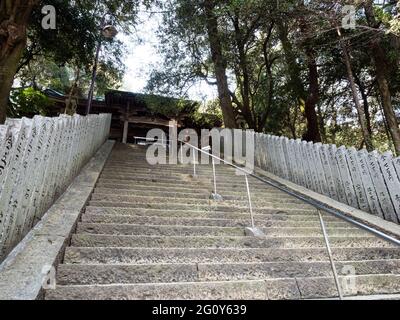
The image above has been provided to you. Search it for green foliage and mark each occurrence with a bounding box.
[146,0,400,151]
[187,99,223,129]
[136,93,198,118]
[16,0,142,100]
[8,88,54,118]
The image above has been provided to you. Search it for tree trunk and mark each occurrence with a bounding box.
[303,46,322,142]
[277,21,321,142]
[298,12,322,143]
[258,56,274,132]
[65,68,81,115]
[374,57,400,155]
[0,0,38,124]
[203,0,237,129]
[259,24,275,132]
[232,13,254,129]
[336,26,374,152]
[377,95,396,153]
[364,0,400,155]
[317,102,326,142]
[354,73,373,135]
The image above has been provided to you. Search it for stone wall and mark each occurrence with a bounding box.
[254,133,400,224]
[0,114,112,260]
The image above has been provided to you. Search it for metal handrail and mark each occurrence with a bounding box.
[318,210,343,300]
[134,136,400,300]
[132,136,400,246]
[245,174,255,229]
[179,140,255,226]
[134,136,167,147]
[178,140,400,247]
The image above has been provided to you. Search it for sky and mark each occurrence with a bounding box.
[118,11,218,104]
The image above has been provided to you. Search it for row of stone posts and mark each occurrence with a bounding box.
[255,133,400,224]
[0,114,112,260]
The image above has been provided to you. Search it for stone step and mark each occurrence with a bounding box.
[101,171,266,185]
[45,280,271,300]
[45,274,400,300]
[95,180,220,191]
[104,162,229,169]
[92,187,294,201]
[84,206,335,220]
[90,194,306,206]
[94,183,211,194]
[81,213,353,228]
[44,144,400,301]
[94,182,284,196]
[75,223,369,238]
[102,166,188,172]
[64,247,400,265]
[95,180,272,194]
[297,274,400,299]
[88,201,316,212]
[212,181,277,189]
[97,176,199,185]
[93,188,211,199]
[104,161,235,169]
[71,234,394,249]
[102,164,228,171]
[101,167,236,176]
[97,174,275,187]
[100,172,216,182]
[97,177,268,189]
[55,260,400,285]
[76,223,245,237]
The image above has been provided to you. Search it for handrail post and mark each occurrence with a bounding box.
[180,141,184,164]
[192,147,197,177]
[318,210,343,300]
[211,156,223,201]
[245,174,255,229]
[176,139,400,246]
[212,158,217,196]
[201,145,222,201]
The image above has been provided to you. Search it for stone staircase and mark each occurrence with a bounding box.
[45,143,400,300]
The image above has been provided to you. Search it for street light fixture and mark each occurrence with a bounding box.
[86,23,118,115]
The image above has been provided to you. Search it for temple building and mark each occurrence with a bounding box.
[44,89,198,143]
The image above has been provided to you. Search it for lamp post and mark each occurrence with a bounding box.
[86,23,118,115]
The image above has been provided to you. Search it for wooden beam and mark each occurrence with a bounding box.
[125,116,172,127]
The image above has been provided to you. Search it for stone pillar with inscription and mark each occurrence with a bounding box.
[319,144,338,200]
[378,152,400,223]
[357,150,384,218]
[336,146,358,208]
[366,151,396,222]
[346,147,370,213]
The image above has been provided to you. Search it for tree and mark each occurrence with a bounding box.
[202,0,237,128]
[147,0,399,152]
[9,87,53,118]
[336,25,374,151]
[0,0,40,123]
[0,0,142,123]
[363,0,400,155]
[277,18,322,142]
